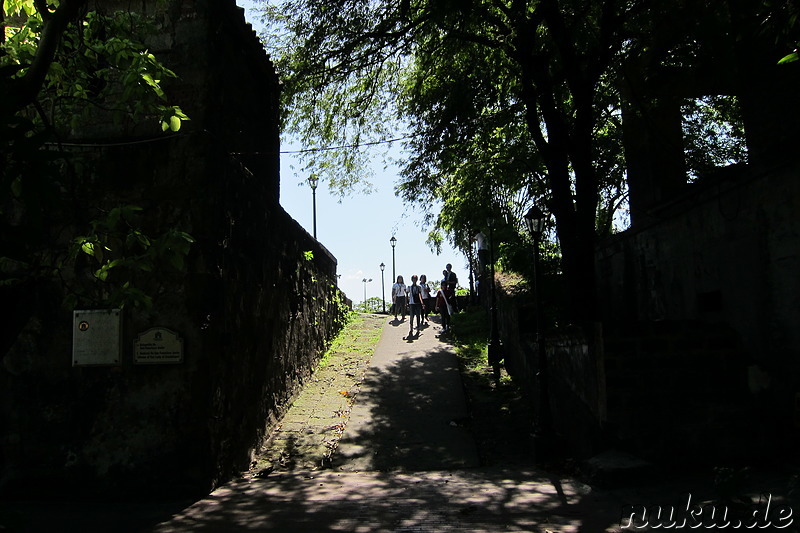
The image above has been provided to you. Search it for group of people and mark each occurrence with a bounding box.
[391,264,458,337]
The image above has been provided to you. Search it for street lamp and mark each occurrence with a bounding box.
[380,263,386,313]
[468,236,475,305]
[308,174,319,239]
[487,217,503,370]
[390,236,397,282]
[523,206,546,241]
[523,205,551,434]
[362,277,372,312]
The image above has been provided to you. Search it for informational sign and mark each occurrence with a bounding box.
[133,327,184,364]
[72,309,122,366]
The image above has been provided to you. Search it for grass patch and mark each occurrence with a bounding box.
[450,305,535,466]
[450,306,489,371]
[318,313,383,370]
[449,307,511,385]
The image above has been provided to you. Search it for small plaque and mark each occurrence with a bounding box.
[73,309,122,366]
[134,327,184,364]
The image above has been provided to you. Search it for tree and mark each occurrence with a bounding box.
[260,0,637,322]
[260,0,796,324]
[1,0,190,316]
[1,0,87,117]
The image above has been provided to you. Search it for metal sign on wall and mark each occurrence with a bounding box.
[133,327,184,364]
[73,309,122,366]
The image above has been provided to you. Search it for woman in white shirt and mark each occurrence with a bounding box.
[419,274,432,325]
[391,275,407,320]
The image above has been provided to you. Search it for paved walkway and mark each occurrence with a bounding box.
[5,315,796,532]
[143,315,628,532]
[333,315,479,473]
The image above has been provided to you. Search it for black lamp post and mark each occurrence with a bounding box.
[524,205,551,433]
[380,263,386,313]
[390,236,397,282]
[308,174,319,239]
[362,277,372,312]
[487,217,503,369]
[468,237,475,305]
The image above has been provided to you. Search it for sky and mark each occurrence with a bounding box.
[236,1,467,306]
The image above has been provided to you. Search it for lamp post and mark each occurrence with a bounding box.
[524,205,551,434]
[362,277,372,312]
[487,217,503,370]
[380,263,386,313]
[308,174,319,239]
[468,237,475,305]
[390,236,397,282]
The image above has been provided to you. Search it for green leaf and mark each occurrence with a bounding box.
[108,207,122,229]
[176,231,195,243]
[10,177,22,197]
[169,254,184,270]
[778,52,798,65]
[94,267,109,281]
[169,114,181,131]
[127,230,151,249]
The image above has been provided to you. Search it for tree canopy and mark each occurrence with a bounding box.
[251,0,797,321]
[1,0,191,313]
[260,0,640,321]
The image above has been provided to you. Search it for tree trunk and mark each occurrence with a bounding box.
[518,63,600,325]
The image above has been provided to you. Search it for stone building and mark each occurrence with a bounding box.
[499,7,800,463]
[594,6,800,460]
[1,1,348,496]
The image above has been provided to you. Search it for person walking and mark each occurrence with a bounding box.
[407,275,425,336]
[419,274,433,325]
[391,275,407,320]
[474,231,489,277]
[435,286,452,334]
[443,263,458,312]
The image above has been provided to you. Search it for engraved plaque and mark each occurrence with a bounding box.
[73,309,122,366]
[134,327,184,364]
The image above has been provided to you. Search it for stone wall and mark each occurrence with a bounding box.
[603,322,752,463]
[0,1,349,497]
[496,159,799,464]
[495,280,606,459]
[597,161,800,456]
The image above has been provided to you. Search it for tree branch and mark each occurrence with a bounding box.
[33,0,53,21]
[1,0,88,115]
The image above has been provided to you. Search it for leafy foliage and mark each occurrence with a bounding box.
[681,96,747,181]
[259,0,635,320]
[68,206,195,309]
[327,284,355,333]
[1,2,192,311]
[256,0,797,321]
[2,6,188,134]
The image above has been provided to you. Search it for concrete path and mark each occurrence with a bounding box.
[6,315,795,532]
[334,317,480,472]
[144,316,627,532]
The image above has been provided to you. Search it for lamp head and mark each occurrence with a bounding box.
[524,205,546,238]
[380,263,385,271]
[390,236,397,248]
[307,174,319,190]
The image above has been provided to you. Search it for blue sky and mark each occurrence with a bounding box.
[279,138,466,307]
[237,1,467,306]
